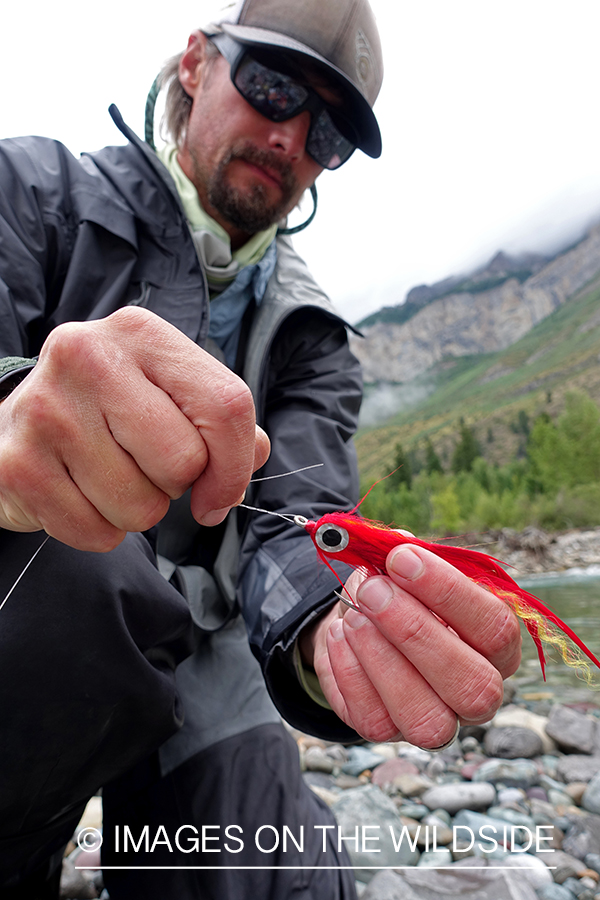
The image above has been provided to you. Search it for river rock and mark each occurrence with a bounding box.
[486,806,536,830]
[417,848,453,866]
[540,755,561,779]
[582,772,600,815]
[341,745,387,776]
[557,756,600,784]
[397,744,437,766]
[334,773,363,790]
[497,787,527,805]
[548,788,577,809]
[304,746,335,773]
[528,796,556,825]
[59,856,98,900]
[397,803,429,820]
[471,758,540,787]
[489,853,554,889]
[584,851,600,873]
[560,876,596,899]
[562,813,600,859]
[453,809,519,846]
[545,706,596,754]
[537,885,580,900]
[371,757,419,787]
[323,743,348,763]
[308,784,340,806]
[421,782,496,815]
[393,773,432,796]
[484,727,544,759]
[552,850,591,882]
[303,771,336,790]
[460,736,484,754]
[532,849,588,879]
[565,783,589,805]
[425,756,447,779]
[361,865,539,900]
[424,809,451,827]
[368,742,399,760]
[455,854,551,891]
[330,784,419,880]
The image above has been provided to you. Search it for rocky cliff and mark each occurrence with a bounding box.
[351,224,600,384]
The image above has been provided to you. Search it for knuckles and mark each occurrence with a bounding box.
[460,665,504,723]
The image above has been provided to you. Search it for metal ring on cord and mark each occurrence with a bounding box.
[417,718,461,753]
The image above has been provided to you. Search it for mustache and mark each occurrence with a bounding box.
[224,142,297,195]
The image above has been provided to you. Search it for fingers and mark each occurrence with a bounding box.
[330,609,463,747]
[313,546,522,747]
[324,617,400,741]
[383,545,522,678]
[0,308,269,549]
[101,309,265,523]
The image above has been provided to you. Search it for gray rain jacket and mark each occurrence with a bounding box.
[0,108,363,741]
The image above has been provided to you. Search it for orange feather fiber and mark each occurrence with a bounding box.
[304,511,600,685]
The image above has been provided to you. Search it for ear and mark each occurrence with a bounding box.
[179,31,210,97]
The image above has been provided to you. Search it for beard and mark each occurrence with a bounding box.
[202,142,299,234]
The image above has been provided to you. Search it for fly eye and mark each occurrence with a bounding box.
[315,523,350,553]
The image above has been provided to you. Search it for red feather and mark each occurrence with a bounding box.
[303,511,600,682]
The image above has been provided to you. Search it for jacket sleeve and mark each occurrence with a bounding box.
[0,137,79,359]
[237,306,364,741]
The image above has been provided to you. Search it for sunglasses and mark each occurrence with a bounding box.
[213,37,358,170]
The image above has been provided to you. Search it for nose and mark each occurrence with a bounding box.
[265,111,311,160]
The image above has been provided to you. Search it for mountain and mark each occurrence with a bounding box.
[351,224,600,385]
[354,268,600,485]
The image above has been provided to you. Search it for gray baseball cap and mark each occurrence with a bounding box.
[205,0,383,158]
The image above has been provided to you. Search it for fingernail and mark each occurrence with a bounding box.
[356,577,393,613]
[329,618,345,641]
[343,608,368,629]
[234,490,246,506]
[199,506,231,527]
[389,547,424,580]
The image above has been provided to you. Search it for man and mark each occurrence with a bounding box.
[0,0,522,897]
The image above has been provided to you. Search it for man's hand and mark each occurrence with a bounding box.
[0,308,270,551]
[300,545,522,749]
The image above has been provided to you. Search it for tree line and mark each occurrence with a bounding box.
[360,391,600,536]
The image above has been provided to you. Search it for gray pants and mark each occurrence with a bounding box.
[0,531,355,899]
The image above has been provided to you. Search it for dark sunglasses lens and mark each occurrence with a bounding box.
[307,109,355,170]
[235,57,309,121]
[233,54,356,170]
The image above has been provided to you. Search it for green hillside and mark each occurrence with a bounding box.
[355,275,600,534]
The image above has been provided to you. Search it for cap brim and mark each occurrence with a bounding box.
[220,22,382,158]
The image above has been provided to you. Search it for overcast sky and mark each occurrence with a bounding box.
[4,1,600,323]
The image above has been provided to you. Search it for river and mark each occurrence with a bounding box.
[514,567,600,704]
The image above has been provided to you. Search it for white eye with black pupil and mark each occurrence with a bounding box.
[315,523,350,552]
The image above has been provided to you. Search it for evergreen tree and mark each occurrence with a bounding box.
[451,419,481,474]
[424,437,443,474]
[387,442,412,490]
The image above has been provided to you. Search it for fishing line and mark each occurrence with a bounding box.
[249,463,323,482]
[0,465,325,610]
[0,534,50,614]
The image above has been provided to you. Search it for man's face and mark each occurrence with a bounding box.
[178,35,326,244]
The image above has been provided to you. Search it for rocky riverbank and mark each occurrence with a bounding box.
[457,526,600,577]
[294,686,600,899]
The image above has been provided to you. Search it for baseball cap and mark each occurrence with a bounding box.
[204,0,383,158]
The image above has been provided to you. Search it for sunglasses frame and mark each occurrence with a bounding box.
[211,35,358,170]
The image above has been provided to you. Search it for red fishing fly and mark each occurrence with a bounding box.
[294,509,600,684]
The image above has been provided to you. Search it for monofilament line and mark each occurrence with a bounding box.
[0,534,50,613]
[250,463,323,483]
[237,503,299,524]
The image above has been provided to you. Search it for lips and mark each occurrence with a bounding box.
[242,159,283,189]
[227,142,296,197]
